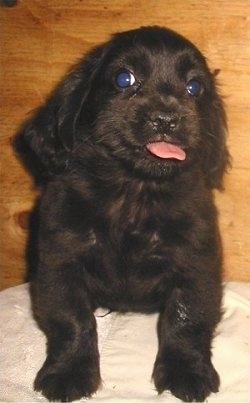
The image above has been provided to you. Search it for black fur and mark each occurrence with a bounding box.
[15,26,230,402]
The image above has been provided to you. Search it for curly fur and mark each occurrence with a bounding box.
[15,26,230,402]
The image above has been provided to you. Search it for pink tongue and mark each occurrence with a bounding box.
[146,141,186,160]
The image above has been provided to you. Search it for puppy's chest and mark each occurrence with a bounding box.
[99,193,188,255]
[90,196,193,303]
[84,192,197,305]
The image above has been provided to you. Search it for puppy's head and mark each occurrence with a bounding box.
[15,26,230,188]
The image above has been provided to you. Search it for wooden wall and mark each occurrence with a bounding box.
[1,0,249,290]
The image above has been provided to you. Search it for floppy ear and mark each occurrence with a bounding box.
[14,45,106,184]
[202,87,231,190]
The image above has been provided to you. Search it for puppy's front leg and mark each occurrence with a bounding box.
[33,271,101,402]
[152,287,220,402]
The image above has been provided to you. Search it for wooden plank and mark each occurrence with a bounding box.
[1,0,249,289]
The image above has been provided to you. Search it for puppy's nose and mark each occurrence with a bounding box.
[150,112,179,132]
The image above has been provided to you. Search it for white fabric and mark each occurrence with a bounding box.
[0,282,249,402]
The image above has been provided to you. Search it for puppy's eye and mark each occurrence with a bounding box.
[186,79,203,97]
[115,70,136,88]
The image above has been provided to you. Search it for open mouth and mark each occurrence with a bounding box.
[146,141,186,161]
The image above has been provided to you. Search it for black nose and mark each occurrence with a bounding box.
[150,112,179,132]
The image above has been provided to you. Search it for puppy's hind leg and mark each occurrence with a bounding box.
[33,273,101,402]
[152,286,220,402]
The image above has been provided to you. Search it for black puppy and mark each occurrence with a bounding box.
[16,26,230,402]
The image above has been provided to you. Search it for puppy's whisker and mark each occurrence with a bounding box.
[206,131,217,139]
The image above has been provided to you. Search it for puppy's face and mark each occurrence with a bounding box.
[18,27,229,188]
[73,27,227,183]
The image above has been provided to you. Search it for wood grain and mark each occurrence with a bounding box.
[1,0,249,289]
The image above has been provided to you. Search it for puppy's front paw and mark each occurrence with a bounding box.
[34,359,101,402]
[153,356,219,402]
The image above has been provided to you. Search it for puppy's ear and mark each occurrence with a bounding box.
[202,89,231,190]
[14,45,106,184]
